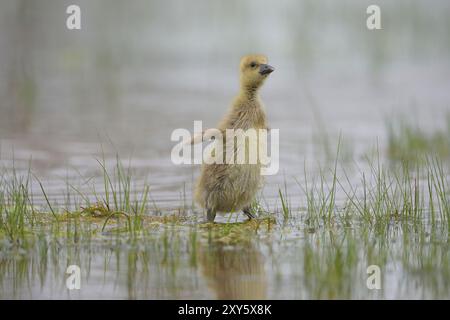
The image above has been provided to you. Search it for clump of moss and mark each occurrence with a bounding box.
[199,217,276,244]
[81,202,111,217]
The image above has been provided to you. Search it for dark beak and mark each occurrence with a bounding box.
[259,64,274,75]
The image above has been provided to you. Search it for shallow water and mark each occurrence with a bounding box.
[1,0,450,299]
[1,217,448,299]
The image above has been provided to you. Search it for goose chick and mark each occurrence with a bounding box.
[195,54,274,222]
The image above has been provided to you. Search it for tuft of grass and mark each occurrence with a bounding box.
[0,163,34,242]
[300,150,449,229]
[387,116,450,162]
[88,153,151,235]
[278,188,290,222]
[298,138,341,227]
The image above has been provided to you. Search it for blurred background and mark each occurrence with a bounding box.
[1,0,450,208]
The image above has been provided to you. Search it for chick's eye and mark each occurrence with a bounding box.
[250,62,257,68]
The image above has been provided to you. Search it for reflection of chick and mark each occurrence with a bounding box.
[195,55,274,222]
[199,244,267,299]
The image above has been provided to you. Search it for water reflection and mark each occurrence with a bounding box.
[199,242,267,299]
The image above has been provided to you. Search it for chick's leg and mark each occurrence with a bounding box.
[206,208,216,223]
[243,206,255,220]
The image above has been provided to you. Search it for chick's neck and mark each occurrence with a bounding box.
[239,83,260,101]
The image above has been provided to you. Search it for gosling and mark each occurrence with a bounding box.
[194,54,274,222]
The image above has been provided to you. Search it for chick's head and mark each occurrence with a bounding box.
[239,54,274,90]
